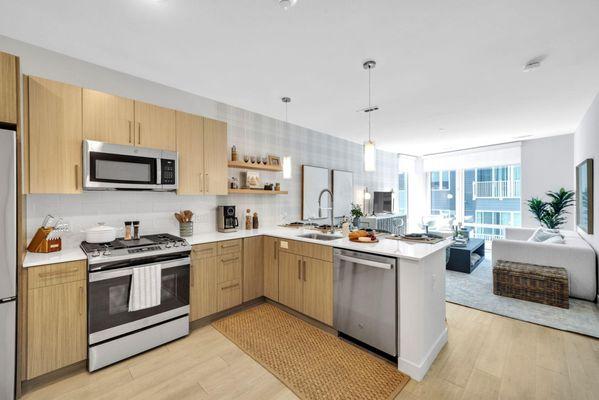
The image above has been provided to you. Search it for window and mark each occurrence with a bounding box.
[431,170,450,191]
[398,172,408,215]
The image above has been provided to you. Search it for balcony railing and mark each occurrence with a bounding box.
[464,223,506,241]
[472,180,520,199]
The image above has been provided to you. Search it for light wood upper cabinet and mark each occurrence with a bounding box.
[190,248,218,321]
[203,117,228,195]
[302,257,333,325]
[243,236,264,302]
[82,89,135,145]
[278,251,303,312]
[28,76,82,194]
[176,111,205,195]
[0,51,18,125]
[263,236,279,301]
[134,100,176,151]
[26,261,87,379]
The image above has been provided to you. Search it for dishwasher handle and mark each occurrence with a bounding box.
[335,254,394,270]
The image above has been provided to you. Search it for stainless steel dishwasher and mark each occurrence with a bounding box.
[333,248,397,357]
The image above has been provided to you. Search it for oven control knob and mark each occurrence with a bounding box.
[91,250,100,257]
[103,249,111,256]
[165,242,173,248]
[173,242,180,247]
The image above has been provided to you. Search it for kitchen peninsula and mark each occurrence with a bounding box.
[24,227,450,381]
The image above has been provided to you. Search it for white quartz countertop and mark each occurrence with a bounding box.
[24,227,451,268]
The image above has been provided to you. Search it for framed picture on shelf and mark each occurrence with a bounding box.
[268,155,281,166]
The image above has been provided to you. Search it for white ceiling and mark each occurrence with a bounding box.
[1,0,599,155]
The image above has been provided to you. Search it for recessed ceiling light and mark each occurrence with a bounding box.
[279,0,298,11]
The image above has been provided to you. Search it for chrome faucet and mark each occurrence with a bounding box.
[318,189,335,234]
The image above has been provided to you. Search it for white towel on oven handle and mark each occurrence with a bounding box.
[128,264,162,312]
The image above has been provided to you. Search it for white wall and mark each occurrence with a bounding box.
[0,35,399,247]
[574,93,599,287]
[521,134,575,229]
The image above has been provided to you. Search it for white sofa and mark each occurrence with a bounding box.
[492,227,597,301]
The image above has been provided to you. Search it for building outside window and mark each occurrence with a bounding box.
[398,172,408,215]
[430,170,456,217]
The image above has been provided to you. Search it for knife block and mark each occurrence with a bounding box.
[27,227,62,253]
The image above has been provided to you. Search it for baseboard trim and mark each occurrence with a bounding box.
[190,297,266,330]
[397,326,448,381]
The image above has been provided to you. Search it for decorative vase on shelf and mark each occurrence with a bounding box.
[352,217,360,229]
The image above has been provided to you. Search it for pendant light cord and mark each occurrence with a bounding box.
[368,66,372,142]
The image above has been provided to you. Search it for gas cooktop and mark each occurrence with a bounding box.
[81,233,191,265]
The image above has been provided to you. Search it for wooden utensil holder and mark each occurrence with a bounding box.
[27,227,62,253]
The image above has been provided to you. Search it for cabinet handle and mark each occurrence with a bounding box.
[303,261,306,281]
[128,121,133,143]
[297,259,301,280]
[190,265,194,287]
[273,241,277,260]
[205,173,209,193]
[38,267,79,278]
[221,256,239,263]
[193,248,214,254]
[220,243,238,249]
[221,283,240,290]
[199,173,204,192]
[75,164,79,190]
[79,286,84,316]
[137,122,141,144]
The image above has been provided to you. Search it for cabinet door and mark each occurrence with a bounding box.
[134,100,176,151]
[302,257,333,325]
[203,117,228,195]
[190,255,217,321]
[176,111,204,195]
[82,89,134,145]
[28,77,82,194]
[263,236,279,301]
[243,236,264,302]
[218,252,242,283]
[278,251,303,312]
[217,279,242,311]
[27,280,86,379]
[0,52,17,125]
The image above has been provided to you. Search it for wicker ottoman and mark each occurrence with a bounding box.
[493,260,569,309]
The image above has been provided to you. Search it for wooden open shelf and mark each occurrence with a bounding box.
[228,189,288,195]
[228,160,283,172]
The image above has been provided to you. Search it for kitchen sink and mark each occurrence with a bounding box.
[297,233,343,241]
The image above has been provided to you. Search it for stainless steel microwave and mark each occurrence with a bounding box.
[83,140,178,191]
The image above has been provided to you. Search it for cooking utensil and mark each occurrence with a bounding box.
[82,223,121,243]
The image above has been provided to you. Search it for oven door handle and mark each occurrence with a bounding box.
[89,257,190,282]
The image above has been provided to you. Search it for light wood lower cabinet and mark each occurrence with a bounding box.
[190,248,218,321]
[278,241,334,326]
[243,236,264,302]
[278,251,304,313]
[263,236,279,301]
[27,76,83,194]
[302,257,333,325]
[26,261,87,379]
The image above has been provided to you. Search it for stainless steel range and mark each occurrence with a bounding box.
[81,233,191,371]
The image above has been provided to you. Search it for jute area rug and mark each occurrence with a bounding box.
[212,303,409,400]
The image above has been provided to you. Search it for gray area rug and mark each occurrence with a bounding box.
[446,257,599,338]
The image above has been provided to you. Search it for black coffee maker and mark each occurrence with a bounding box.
[217,206,239,233]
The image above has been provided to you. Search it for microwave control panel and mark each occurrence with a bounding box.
[161,159,176,185]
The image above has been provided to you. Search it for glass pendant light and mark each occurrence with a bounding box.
[363,60,377,172]
[282,97,292,179]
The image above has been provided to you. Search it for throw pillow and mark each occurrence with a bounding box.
[527,227,564,243]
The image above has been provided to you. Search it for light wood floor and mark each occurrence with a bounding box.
[23,303,599,400]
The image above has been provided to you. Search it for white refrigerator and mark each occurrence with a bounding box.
[0,128,17,400]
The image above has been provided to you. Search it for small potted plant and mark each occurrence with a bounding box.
[350,203,365,228]
[527,188,575,229]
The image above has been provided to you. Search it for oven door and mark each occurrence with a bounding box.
[88,258,189,345]
[83,140,161,190]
